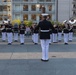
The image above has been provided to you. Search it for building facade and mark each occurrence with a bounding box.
[0,0,57,23]
[0,0,75,23]
[72,0,76,18]
[0,0,12,23]
[58,0,73,22]
[12,0,57,23]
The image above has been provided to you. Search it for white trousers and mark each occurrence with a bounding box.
[2,32,6,41]
[64,33,69,43]
[7,33,13,43]
[14,33,18,41]
[33,33,38,43]
[32,34,34,42]
[40,39,50,60]
[49,34,52,44]
[20,34,24,43]
[58,32,62,41]
[69,32,73,41]
[52,33,58,42]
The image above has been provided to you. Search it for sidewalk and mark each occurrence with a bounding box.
[0,36,76,75]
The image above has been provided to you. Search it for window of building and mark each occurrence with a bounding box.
[3,0,7,2]
[3,5,7,11]
[3,15,8,19]
[8,14,11,19]
[73,5,75,8]
[39,14,52,20]
[15,5,20,11]
[46,0,51,2]
[23,5,28,11]
[7,0,11,2]
[23,14,28,20]
[31,5,36,11]
[31,14,36,21]
[48,5,52,11]
[3,0,11,2]
[39,14,42,20]
[0,15,3,21]
[7,6,10,11]
[39,5,43,11]
[24,0,28,1]
[15,14,20,19]
[39,5,45,13]
[73,4,76,8]
[12,0,20,1]
[0,6,3,11]
[73,11,76,15]
[39,0,45,2]
[47,14,52,20]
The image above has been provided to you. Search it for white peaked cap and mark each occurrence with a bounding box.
[4,21,8,23]
[41,13,49,16]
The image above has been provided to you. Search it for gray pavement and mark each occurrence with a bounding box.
[0,36,76,75]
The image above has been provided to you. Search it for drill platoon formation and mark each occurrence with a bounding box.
[0,19,76,45]
[0,17,76,61]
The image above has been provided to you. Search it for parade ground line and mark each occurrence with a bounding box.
[0,52,76,59]
[1,41,76,45]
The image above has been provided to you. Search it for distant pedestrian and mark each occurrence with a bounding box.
[26,26,31,37]
[19,23,26,45]
[13,23,19,42]
[6,21,13,45]
[58,25,62,42]
[33,23,39,45]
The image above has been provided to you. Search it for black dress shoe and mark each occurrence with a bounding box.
[2,40,6,42]
[69,40,72,42]
[53,42,58,43]
[14,40,18,42]
[49,43,51,45]
[41,59,49,62]
[8,43,11,45]
[34,43,38,45]
[64,43,68,45]
[20,43,24,45]
[58,40,61,42]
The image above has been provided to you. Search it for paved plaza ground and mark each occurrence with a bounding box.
[0,36,76,75]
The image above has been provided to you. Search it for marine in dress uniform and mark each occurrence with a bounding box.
[35,14,54,61]
[1,23,7,41]
[58,26,62,42]
[6,21,13,45]
[63,23,69,45]
[13,23,19,42]
[30,24,35,43]
[68,19,75,42]
[69,24,73,42]
[52,24,58,43]
[19,24,25,45]
[33,23,39,45]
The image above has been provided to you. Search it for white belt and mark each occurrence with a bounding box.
[40,30,50,32]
